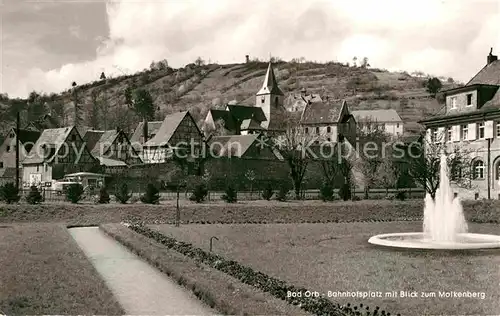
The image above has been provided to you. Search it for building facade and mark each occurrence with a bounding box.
[351,109,403,137]
[420,49,500,199]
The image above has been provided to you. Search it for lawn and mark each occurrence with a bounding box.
[0,224,124,315]
[150,221,500,316]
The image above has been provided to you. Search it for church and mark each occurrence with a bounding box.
[202,61,357,146]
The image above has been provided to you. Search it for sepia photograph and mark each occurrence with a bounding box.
[0,0,499,315]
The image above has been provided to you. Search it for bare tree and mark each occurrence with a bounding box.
[376,158,398,196]
[404,131,474,200]
[272,114,316,199]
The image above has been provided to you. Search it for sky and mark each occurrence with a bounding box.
[1,0,499,98]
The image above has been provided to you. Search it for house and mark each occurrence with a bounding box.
[83,128,142,169]
[284,88,323,113]
[21,126,98,187]
[420,48,500,199]
[351,109,403,137]
[142,111,204,164]
[0,128,41,171]
[208,134,283,160]
[129,120,163,159]
[300,99,357,145]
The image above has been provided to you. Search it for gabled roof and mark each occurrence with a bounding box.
[83,129,121,156]
[144,111,193,147]
[351,109,402,123]
[300,100,347,124]
[22,126,75,164]
[130,120,163,150]
[7,128,42,147]
[240,118,264,130]
[226,104,267,122]
[208,109,237,131]
[466,59,500,86]
[208,134,260,158]
[256,62,284,96]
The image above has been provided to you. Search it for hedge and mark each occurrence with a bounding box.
[126,224,400,316]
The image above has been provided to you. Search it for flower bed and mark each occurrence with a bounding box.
[0,199,498,225]
[127,223,400,316]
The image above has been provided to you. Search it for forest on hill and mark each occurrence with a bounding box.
[0,56,459,138]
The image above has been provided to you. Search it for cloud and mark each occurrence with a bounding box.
[2,0,500,98]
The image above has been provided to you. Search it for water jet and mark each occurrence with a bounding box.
[368,154,500,250]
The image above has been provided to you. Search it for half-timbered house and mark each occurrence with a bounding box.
[142,111,204,164]
[21,126,98,187]
[83,128,142,169]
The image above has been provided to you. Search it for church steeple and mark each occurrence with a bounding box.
[256,62,284,96]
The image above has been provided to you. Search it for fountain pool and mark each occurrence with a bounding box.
[368,154,500,250]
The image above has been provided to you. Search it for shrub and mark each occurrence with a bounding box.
[396,190,407,201]
[0,183,20,204]
[26,186,43,205]
[338,183,352,201]
[140,183,160,204]
[66,183,84,204]
[98,187,110,204]
[189,183,208,203]
[115,183,132,204]
[320,181,334,202]
[352,195,361,201]
[262,183,274,201]
[276,184,289,202]
[221,185,237,203]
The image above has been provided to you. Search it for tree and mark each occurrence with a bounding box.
[425,77,443,97]
[361,57,369,68]
[272,115,315,199]
[376,159,398,196]
[404,132,474,200]
[354,123,392,198]
[100,72,106,80]
[115,183,131,204]
[132,88,155,120]
[26,91,47,123]
[194,57,205,67]
[352,56,357,67]
[320,141,354,190]
[89,90,103,129]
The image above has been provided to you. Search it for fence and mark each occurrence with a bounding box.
[15,187,424,203]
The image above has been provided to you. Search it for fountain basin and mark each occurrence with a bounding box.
[368,232,500,250]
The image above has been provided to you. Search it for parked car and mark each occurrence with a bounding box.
[52,181,81,195]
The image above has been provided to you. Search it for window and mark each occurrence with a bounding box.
[496,122,500,137]
[450,162,462,180]
[37,165,39,172]
[447,126,452,142]
[432,128,438,143]
[496,160,500,180]
[275,96,279,107]
[9,132,14,138]
[466,93,473,106]
[461,125,468,140]
[71,134,76,141]
[327,137,331,142]
[0,162,3,168]
[477,122,485,139]
[327,126,331,133]
[261,96,265,104]
[45,164,48,172]
[396,123,400,128]
[450,97,457,109]
[305,127,309,134]
[6,145,10,152]
[316,127,320,135]
[473,160,485,179]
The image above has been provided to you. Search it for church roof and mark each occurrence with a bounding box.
[256,62,284,96]
[300,100,348,124]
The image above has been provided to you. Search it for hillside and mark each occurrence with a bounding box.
[0,60,460,137]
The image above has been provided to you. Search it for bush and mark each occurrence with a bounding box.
[189,183,208,203]
[396,190,407,201]
[26,186,43,205]
[338,183,352,201]
[115,183,132,204]
[276,184,289,202]
[140,183,160,204]
[352,195,361,201]
[262,183,274,201]
[221,185,237,203]
[0,183,20,204]
[319,181,334,202]
[66,183,84,204]
[98,187,110,204]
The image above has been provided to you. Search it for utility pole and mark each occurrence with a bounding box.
[16,111,20,190]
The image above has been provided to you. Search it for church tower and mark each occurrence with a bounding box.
[256,62,284,129]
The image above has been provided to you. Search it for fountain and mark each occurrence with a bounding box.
[368,154,500,250]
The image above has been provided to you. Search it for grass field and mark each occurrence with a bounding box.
[150,221,500,316]
[0,224,124,315]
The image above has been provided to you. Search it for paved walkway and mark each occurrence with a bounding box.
[69,227,216,315]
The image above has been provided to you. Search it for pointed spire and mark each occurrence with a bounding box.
[256,61,284,96]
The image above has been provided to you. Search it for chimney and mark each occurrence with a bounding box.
[245,55,250,63]
[487,47,498,65]
[142,119,148,143]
